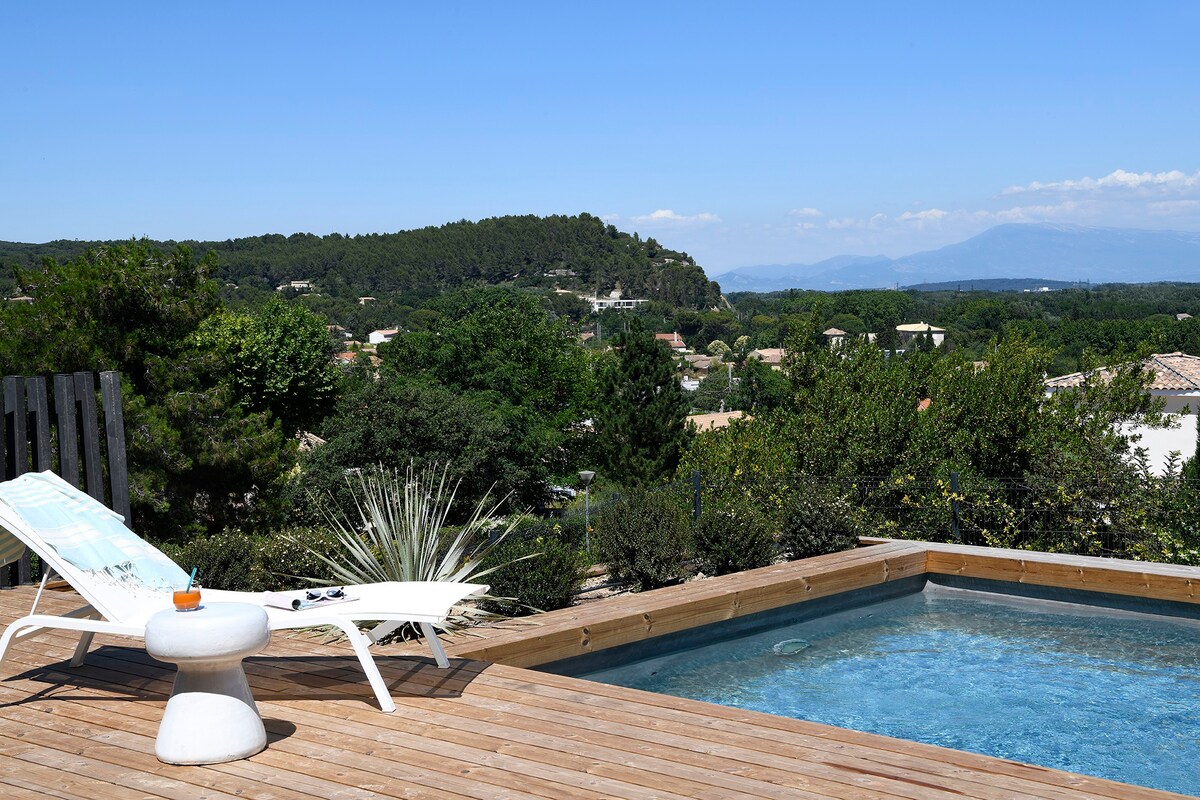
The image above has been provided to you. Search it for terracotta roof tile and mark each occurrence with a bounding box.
[1045,352,1200,392]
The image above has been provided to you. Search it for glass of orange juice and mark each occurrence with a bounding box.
[172,584,202,612]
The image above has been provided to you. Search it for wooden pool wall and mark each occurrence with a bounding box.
[443,539,1200,668]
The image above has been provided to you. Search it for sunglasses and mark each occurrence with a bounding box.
[305,587,346,601]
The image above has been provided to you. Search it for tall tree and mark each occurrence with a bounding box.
[593,318,690,486]
[192,295,337,435]
[308,288,595,509]
[0,241,291,538]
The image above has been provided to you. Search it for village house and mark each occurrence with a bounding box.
[368,328,399,345]
[896,322,946,348]
[1045,352,1200,475]
[687,410,748,432]
[684,353,717,377]
[655,332,688,352]
[748,348,785,369]
[579,288,650,313]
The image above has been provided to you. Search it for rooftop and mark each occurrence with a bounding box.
[896,322,945,333]
[687,410,746,431]
[1045,352,1200,392]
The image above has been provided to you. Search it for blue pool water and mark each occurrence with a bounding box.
[573,585,1200,796]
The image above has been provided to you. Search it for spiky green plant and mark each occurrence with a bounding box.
[295,463,530,635]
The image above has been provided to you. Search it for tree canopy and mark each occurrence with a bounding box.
[593,318,691,486]
[0,241,294,537]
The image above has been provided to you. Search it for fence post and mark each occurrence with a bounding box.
[691,470,702,520]
[950,471,962,543]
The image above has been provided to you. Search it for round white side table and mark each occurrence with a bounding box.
[145,602,272,765]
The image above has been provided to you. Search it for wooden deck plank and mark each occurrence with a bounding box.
[6,623,1180,800]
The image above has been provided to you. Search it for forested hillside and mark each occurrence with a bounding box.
[0,213,720,309]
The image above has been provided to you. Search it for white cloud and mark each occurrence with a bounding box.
[1003,169,1200,195]
[789,207,824,218]
[826,217,863,230]
[632,209,721,226]
[992,200,1082,223]
[898,208,949,223]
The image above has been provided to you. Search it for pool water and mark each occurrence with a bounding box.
[575,585,1200,796]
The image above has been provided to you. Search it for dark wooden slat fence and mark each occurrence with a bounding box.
[1,371,129,586]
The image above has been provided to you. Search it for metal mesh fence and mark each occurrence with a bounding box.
[512,469,1200,567]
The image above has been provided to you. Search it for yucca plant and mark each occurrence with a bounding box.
[294,462,531,637]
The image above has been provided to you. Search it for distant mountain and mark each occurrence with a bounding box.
[715,255,888,292]
[714,224,1200,292]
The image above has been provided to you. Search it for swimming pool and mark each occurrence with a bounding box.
[548,576,1200,796]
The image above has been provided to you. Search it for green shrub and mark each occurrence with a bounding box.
[693,501,777,576]
[593,489,692,591]
[250,527,345,591]
[780,490,861,560]
[482,534,589,616]
[159,527,347,592]
[160,530,258,591]
[511,514,587,550]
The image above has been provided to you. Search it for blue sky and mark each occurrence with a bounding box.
[3,2,1199,272]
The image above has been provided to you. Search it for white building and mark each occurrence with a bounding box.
[1045,352,1200,475]
[368,329,399,345]
[579,289,649,313]
[896,322,946,348]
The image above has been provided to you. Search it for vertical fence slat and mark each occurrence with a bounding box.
[54,374,80,487]
[74,371,104,504]
[2,377,24,587]
[27,376,51,473]
[0,378,6,485]
[99,371,130,523]
[5,376,27,480]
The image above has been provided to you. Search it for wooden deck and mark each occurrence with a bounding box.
[0,546,1194,799]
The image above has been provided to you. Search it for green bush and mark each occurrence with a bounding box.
[160,530,258,591]
[511,514,588,550]
[693,501,777,576]
[593,489,692,591]
[482,533,589,616]
[158,527,346,592]
[780,490,861,560]
[251,527,345,591]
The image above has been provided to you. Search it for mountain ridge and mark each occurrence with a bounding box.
[715,223,1200,292]
[0,213,722,309]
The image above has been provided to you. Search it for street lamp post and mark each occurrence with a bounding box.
[578,470,596,552]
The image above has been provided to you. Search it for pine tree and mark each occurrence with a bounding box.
[594,318,690,486]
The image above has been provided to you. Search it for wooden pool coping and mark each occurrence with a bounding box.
[442,539,1200,668]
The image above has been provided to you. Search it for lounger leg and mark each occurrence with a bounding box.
[365,620,401,644]
[0,623,28,666]
[70,631,95,667]
[336,623,396,713]
[419,622,450,669]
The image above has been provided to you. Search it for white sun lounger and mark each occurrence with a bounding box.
[0,471,487,712]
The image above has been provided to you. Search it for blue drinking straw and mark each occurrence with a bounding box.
[185,567,198,593]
